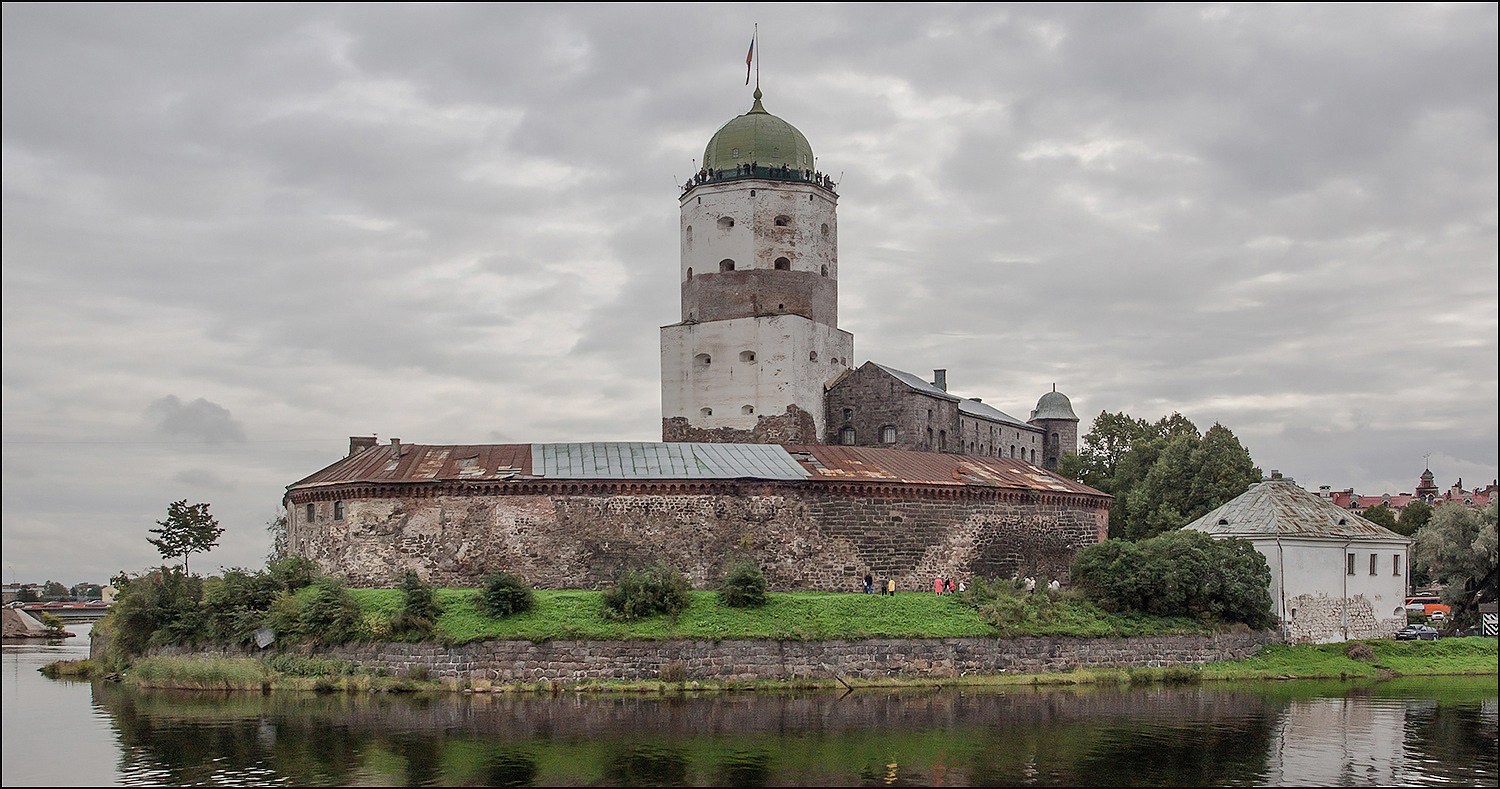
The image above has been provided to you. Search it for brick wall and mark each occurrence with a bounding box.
[288,484,1107,591]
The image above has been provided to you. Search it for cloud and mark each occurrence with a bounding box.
[146,396,248,443]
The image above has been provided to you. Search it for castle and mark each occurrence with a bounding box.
[283,89,1107,591]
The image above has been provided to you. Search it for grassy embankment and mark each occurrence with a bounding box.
[352,587,1212,643]
[49,588,1496,692]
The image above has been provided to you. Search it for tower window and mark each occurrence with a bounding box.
[720,259,735,272]
[841,427,855,445]
[732,148,740,158]
[820,265,828,277]
[694,353,711,367]
[305,503,315,522]
[809,351,818,362]
[740,350,756,363]
[939,431,947,451]
[750,190,756,196]
[717,216,734,230]
[774,215,791,227]
[742,405,755,415]
[686,267,692,281]
[685,226,692,245]
[821,223,830,237]
[334,501,344,520]
[842,408,853,420]
[882,426,897,443]
[700,407,713,417]
[774,257,790,270]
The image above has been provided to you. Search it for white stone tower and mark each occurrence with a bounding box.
[661,89,853,444]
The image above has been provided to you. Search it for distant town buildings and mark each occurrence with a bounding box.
[1317,468,1496,518]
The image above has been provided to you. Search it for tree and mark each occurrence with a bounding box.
[1394,500,1433,537]
[148,500,224,575]
[1361,504,1398,530]
[1412,503,1498,633]
[41,580,69,600]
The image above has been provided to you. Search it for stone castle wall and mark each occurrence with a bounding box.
[287,483,1108,591]
[154,632,1278,683]
[1283,593,1406,644]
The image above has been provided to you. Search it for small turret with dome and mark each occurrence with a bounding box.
[1029,386,1080,470]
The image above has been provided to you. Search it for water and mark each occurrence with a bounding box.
[4,629,1496,786]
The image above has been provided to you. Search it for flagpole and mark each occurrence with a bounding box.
[754,24,759,92]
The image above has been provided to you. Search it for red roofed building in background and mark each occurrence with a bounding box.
[1318,467,1496,519]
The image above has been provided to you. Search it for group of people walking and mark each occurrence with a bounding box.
[861,573,965,596]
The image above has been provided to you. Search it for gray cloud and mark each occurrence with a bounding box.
[3,4,1495,583]
[146,396,248,443]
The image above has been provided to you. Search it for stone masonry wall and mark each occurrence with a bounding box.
[163,632,1279,683]
[1283,593,1406,644]
[289,485,1106,591]
[662,404,818,445]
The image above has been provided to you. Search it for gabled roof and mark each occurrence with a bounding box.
[868,362,1035,429]
[1185,480,1411,542]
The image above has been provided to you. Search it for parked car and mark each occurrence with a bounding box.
[1396,624,1439,641]
[1429,611,1445,622]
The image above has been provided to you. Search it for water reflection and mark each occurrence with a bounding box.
[74,679,1496,787]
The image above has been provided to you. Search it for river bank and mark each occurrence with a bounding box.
[52,636,1497,694]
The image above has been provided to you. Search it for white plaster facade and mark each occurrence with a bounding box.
[661,314,852,435]
[679,179,838,289]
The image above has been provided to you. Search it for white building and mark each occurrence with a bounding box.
[1185,474,1412,643]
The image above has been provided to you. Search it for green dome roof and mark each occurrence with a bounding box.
[702,90,814,172]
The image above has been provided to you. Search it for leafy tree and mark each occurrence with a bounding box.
[1413,503,1498,633]
[41,580,69,600]
[148,500,224,575]
[1394,500,1433,537]
[15,586,38,603]
[1361,504,1398,530]
[1070,530,1275,629]
[1062,412,1259,541]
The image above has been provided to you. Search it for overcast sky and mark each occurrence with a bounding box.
[4,4,1496,585]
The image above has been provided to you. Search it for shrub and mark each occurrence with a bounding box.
[263,653,356,677]
[298,576,366,645]
[1344,642,1376,662]
[601,565,691,621]
[1070,530,1276,629]
[478,572,535,619]
[202,568,282,644]
[267,556,317,592]
[391,571,443,637]
[102,567,207,657]
[717,560,768,608]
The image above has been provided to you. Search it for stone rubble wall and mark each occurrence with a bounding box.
[158,631,1280,683]
[289,487,1105,591]
[1283,593,1405,644]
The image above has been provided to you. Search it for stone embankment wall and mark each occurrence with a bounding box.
[163,632,1279,683]
[288,487,1106,591]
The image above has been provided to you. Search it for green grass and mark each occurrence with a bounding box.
[1200,636,1498,681]
[351,588,1001,643]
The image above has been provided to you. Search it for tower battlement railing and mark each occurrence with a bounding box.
[682,164,837,197]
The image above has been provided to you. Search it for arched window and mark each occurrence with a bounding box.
[927,427,933,447]
[720,259,735,272]
[334,501,344,521]
[821,223,830,237]
[686,267,692,281]
[882,425,897,443]
[841,426,855,445]
[774,215,791,227]
[1010,445,1016,458]
[742,405,755,415]
[939,431,947,451]
[685,226,692,245]
[305,503,315,521]
[1030,449,1036,462]
[820,264,828,277]
[732,147,740,158]
[740,350,756,363]
[700,407,713,417]
[717,216,734,230]
[774,257,790,270]
[694,353,711,367]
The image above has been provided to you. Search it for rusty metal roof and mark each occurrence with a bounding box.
[289,441,1106,497]
[1185,480,1412,542]
[784,445,1102,495]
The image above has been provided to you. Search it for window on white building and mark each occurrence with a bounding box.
[1347,553,1356,575]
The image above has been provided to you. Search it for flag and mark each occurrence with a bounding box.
[745,38,754,85]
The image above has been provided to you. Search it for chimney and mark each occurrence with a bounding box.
[390,438,402,457]
[348,436,377,457]
[933,369,947,392]
[969,397,981,403]
[1270,470,1283,480]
